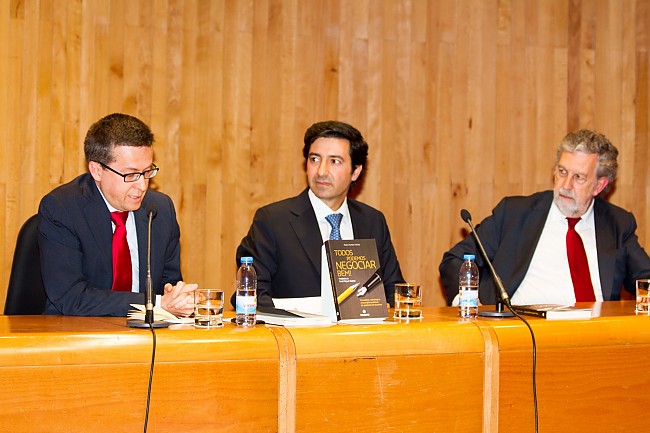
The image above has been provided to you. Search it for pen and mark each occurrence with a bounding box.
[336,269,383,304]
[356,269,382,297]
[337,283,360,304]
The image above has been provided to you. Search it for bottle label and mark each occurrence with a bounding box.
[236,295,257,315]
[459,288,479,307]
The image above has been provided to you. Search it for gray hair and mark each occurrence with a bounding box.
[555,129,618,193]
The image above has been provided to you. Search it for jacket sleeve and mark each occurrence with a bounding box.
[233,207,277,308]
[439,199,509,305]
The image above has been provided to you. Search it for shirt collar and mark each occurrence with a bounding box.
[550,195,596,228]
[308,188,350,222]
[95,182,127,214]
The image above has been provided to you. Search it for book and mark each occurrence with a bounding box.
[256,306,332,327]
[127,304,194,324]
[324,240,389,323]
[512,304,593,320]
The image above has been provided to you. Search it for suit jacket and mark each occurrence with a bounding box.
[234,188,404,307]
[439,191,650,305]
[38,173,183,316]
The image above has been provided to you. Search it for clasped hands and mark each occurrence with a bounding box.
[161,281,198,317]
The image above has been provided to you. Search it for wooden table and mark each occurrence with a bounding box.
[481,301,650,433]
[0,316,281,432]
[1,302,648,432]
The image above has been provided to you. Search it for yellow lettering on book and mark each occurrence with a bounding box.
[336,260,376,270]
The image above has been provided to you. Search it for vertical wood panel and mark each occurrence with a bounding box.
[1,0,650,311]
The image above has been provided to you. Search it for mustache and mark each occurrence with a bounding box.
[557,188,575,200]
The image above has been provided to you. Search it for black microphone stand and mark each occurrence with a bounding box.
[128,205,169,328]
[460,209,514,318]
[478,292,515,317]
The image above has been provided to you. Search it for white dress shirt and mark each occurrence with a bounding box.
[308,189,354,242]
[511,199,603,305]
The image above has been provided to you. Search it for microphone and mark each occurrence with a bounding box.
[144,202,157,325]
[460,209,514,317]
[128,202,169,328]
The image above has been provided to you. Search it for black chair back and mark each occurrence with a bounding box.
[4,214,47,315]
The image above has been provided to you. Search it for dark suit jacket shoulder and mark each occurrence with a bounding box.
[439,191,650,304]
[235,189,404,307]
[38,173,183,316]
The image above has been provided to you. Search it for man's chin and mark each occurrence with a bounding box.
[125,201,143,212]
[554,199,577,217]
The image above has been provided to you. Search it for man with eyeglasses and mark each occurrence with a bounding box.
[439,129,650,306]
[38,113,197,316]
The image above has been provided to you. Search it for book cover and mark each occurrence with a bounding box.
[512,304,593,320]
[324,240,388,322]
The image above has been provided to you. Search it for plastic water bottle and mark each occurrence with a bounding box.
[236,257,257,327]
[458,254,479,318]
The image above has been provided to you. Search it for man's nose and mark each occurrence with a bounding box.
[133,176,148,191]
[317,160,328,176]
[560,175,574,190]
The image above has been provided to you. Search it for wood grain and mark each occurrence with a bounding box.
[2,303,649,432]
[1,0,650,311]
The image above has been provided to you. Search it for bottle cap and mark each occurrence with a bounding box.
[463,254,475,261]
[240,256,253,264]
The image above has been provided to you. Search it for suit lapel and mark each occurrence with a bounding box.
[507,192,553,290]
[594,198,616,299]
[80,175,113,266]
[289,190,324,273]
[135,203,150,292]
[348,199,369,238]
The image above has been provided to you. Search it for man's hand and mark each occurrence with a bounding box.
[161,281,198,317]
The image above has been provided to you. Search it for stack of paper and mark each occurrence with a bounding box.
[127,304,194,324]
[256,306,333,327]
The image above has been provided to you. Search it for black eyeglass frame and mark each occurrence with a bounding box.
[97,161,159,182]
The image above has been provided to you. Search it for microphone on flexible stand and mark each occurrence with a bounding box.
[460,209,514,318]
[128,202,169,328]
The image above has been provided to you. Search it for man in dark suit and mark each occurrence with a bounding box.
[439,129,650,306]
[38,113,197,316]
[233,121,404,308]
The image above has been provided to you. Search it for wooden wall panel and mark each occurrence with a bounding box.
[1,0,650,311]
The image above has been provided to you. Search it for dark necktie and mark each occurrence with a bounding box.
[325,213,343,240]
[111,211,132,292]
[566,217,595,301]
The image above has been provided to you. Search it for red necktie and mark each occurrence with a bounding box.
[111,211,132,292]
[566,217,595,301]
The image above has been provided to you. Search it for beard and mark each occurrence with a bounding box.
[553,188,589,217]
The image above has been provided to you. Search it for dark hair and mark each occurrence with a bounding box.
[556,129,618,193]
[302,121,368,189]
[84,113,154,164]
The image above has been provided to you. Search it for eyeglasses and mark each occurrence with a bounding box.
[98,162,159,182]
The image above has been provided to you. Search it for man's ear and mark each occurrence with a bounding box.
[594,176,609,196]
[88,161,103,182]
[351,165,363,182]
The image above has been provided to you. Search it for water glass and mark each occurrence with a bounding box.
[636,279,650,315]
[194,288,225,328]
[393,283,423,320]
